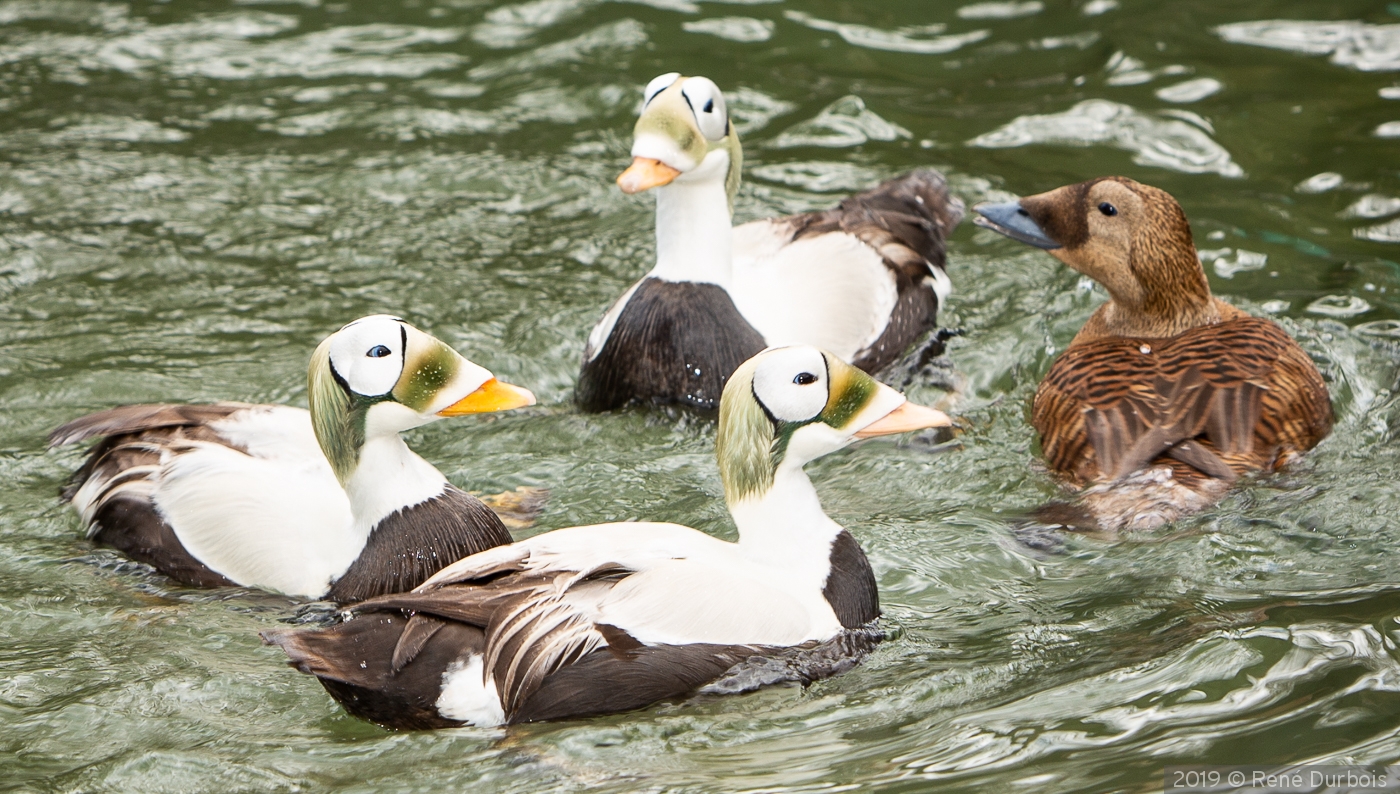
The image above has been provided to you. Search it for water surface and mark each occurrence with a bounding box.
[3,0,1400,791]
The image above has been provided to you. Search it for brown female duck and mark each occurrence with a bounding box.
[974,177,1332,530]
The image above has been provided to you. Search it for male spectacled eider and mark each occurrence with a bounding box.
[50,315,536,602]
[974,177,1333,530]
[263,346,951,728]
[578,72,964,413]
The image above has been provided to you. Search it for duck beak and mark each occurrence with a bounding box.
[437,378,536,416]
[617,157,682,194]
[853,400,951,439]
[973,200,1062,250]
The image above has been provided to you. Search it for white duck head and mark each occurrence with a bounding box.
[617,73,742,210]
[717,346,950,507]
[308,315,535,485]
[616,74,744,287]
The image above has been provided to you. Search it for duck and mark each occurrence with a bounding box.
[50,315,537,602]
[973,177,1333,530]
[577,72,964,413]
[262,345,951,728]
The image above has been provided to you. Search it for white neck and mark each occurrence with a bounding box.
[730,461,844,593]
[650,152,733,287]
[344,433,448,539]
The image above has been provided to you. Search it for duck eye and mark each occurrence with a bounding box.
[794,372,818,385]
[1098,202,1117,216]
[704,99,714,113]
[367,345,391,358]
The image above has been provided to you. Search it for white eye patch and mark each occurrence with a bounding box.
[328,314,406,397]
[643,72,680,106]
[680,76,728,141]
[752,346,828,423]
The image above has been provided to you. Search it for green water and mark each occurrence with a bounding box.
[3,0,1400,791]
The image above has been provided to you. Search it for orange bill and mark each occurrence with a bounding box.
[438,379,536,416]
[616,157,682,194]
[854,401,951,438]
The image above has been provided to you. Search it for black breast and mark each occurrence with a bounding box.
[326,486,513,604]
[822,530,880,628]
[577,277,767,412]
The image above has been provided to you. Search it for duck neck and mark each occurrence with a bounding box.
[1107,234,1220,338]
[343,433,448,540]
[730,462,843,590]
[1100,295,1220,339]
[650,174,734,287]
[1096,263,1219,339]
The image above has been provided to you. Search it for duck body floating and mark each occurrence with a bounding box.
[578,73,964,413]
[50,316,535,602]
[974,177,1332,530]
[264,346,951,728]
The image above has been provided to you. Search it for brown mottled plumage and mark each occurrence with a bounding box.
[975,177,1332,530]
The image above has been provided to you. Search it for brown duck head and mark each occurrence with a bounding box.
[974,177,1219,338]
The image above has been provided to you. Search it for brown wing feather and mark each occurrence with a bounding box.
[391,613,445,673]
[340,572,616,719]
[1033,316,1331,489]
[787,169,964,277]
[263,612,487,730]
[48,403,254,448]
[265,572,801,728]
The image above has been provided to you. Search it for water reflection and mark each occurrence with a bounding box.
[968,99,1244,177]
[682,16,774,43]
[1155,77,1223,104]
[1,0,1399,790]
[1216,20,1400,72]
[773,95,910,148]
[783,11,989,55]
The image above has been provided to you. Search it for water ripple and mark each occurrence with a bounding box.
[468,18,647,80]
[1155,77,1224,103]
[784,11,989,56]
[0,13,466,82]
[1342,195,1400,220]
[472,0,697,49]
[968,99,1244,177]
[681,16,773,43]
[772,96,911,149]
[1216,20,1400,72]
[897,624,1400,783]
[957,2,1042,21]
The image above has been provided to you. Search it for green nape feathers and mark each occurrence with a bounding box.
[716,352,878,505]
[716,356,775,505]
[720,119,742,212]
[308,336,367,485]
